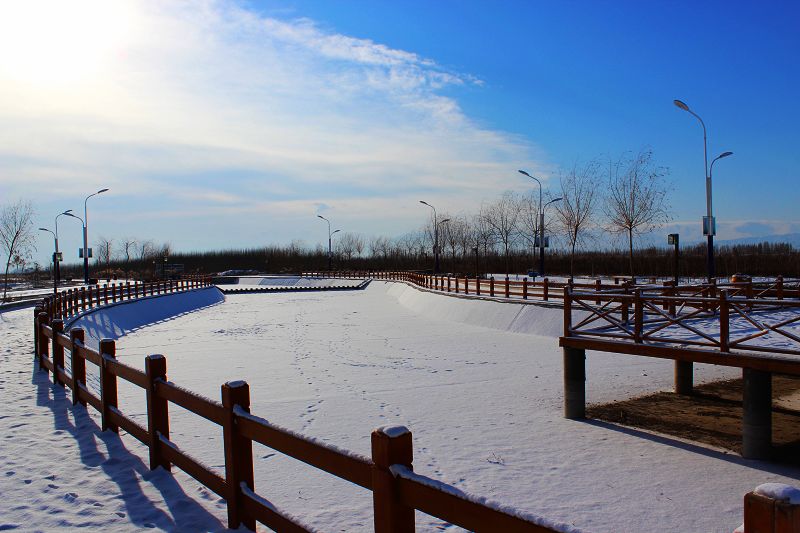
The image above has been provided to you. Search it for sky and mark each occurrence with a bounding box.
[0,0,798,267]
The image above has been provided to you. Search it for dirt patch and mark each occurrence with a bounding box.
[588,375,800,464]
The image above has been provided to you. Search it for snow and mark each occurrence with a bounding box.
[389,464,585,533]
[378,425,410,438]
[755,483,800,504]
[3,280,800,532]
[66,286,224,349]
[224,275,365,289]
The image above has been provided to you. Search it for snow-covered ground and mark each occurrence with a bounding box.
[221,275,365,289]
[3,281,800,532]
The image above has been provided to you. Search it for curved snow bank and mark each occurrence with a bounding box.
[67,287,224,349]
[226,275,365,288]
[383,282,570,337]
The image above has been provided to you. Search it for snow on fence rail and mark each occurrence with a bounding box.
[32,280,566,532]
[302,271,798,307]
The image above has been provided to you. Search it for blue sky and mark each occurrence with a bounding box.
[0,0,798,266]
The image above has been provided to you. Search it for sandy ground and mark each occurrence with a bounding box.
[589,376,800,463]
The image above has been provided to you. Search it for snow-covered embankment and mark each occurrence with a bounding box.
[67,286,224,349]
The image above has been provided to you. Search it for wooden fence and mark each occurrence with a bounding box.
[302,271,799,308]
[33,279,561,532]
[562,281,800,361]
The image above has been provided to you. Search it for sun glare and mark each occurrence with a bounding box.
[0,0,137,85]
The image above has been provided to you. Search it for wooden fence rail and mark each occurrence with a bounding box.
[301,271,799,308]
[33,278,562,532]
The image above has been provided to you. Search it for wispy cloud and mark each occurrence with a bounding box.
[0,0,547,252]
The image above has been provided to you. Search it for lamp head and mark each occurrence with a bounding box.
[552,197,563,203]
[62,209,73,214]
[332,229,341,234]
[97,188,109,194]
[673,99,690,112]
[518,169,532,178]
[419,200,429,207]
[719,151,733,159]
[38,227,49,232]
[441,218,451,224]
[317,215,325,220]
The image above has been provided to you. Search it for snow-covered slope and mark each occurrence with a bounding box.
[385,281,571,337]
[67,286,224,349]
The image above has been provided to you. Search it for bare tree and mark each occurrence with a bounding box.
[483,191,522,275]
[95,236,114,274]
[605,149,671,276]
[335,232,359,261]
[138,239,156,261]
[0,200,36,301]
[121,237,137,277]
[554,161,602,279]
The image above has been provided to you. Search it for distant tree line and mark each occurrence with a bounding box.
[3,146,798,285]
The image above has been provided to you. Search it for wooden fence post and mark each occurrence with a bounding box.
[720,290,730,352]
[371,426,415,533]
[523,278,528,300]
[103,284,109,304]
[505,276,510,298]
[633,289,643,343]
[455,277,459,293]
[543,278,549,301]
[447,276,451,292]
[33,306,42,365]
[490,277,495,297]
[563,287,572,337]
[145,354,170,471]
[476,277,481,296]
[70,329,85,406]
[81,287,87,311]
[744,484,800,533]
[465,277,469,295]
[221,381,256,531]
[99,339,119,433]
[51,319,65,387]
[777,275,784,300]
[595,279,601,305]
[38,312,50,372]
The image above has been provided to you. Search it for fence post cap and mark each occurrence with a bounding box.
[375,425,410,438]
[224,380,248,389]
[755,483,800,504]
[146,353,166,361]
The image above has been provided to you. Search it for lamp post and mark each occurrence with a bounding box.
[539,197,563,276]
[674,100,730,283]
[419,200,441,273]
[317,215,340,271]
[82,188,109,284]
[519,170,562,276]
[38,227,58,294]
[53,209,73,287]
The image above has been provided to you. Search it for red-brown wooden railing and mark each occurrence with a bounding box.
[33,282,563,532]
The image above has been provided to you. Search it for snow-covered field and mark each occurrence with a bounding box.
[3,281,800,531]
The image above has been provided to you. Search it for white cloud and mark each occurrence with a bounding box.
[0,0,550,253]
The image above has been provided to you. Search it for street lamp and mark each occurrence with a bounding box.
[540,197,563,276]
[518,169,544,274]
[317,215,339,271]
[38,227,59,294]
[674,99,727,283]
[82,188,109,284]
[419,200,442,273]
[519,170,561,276]
[53,209,73,287]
